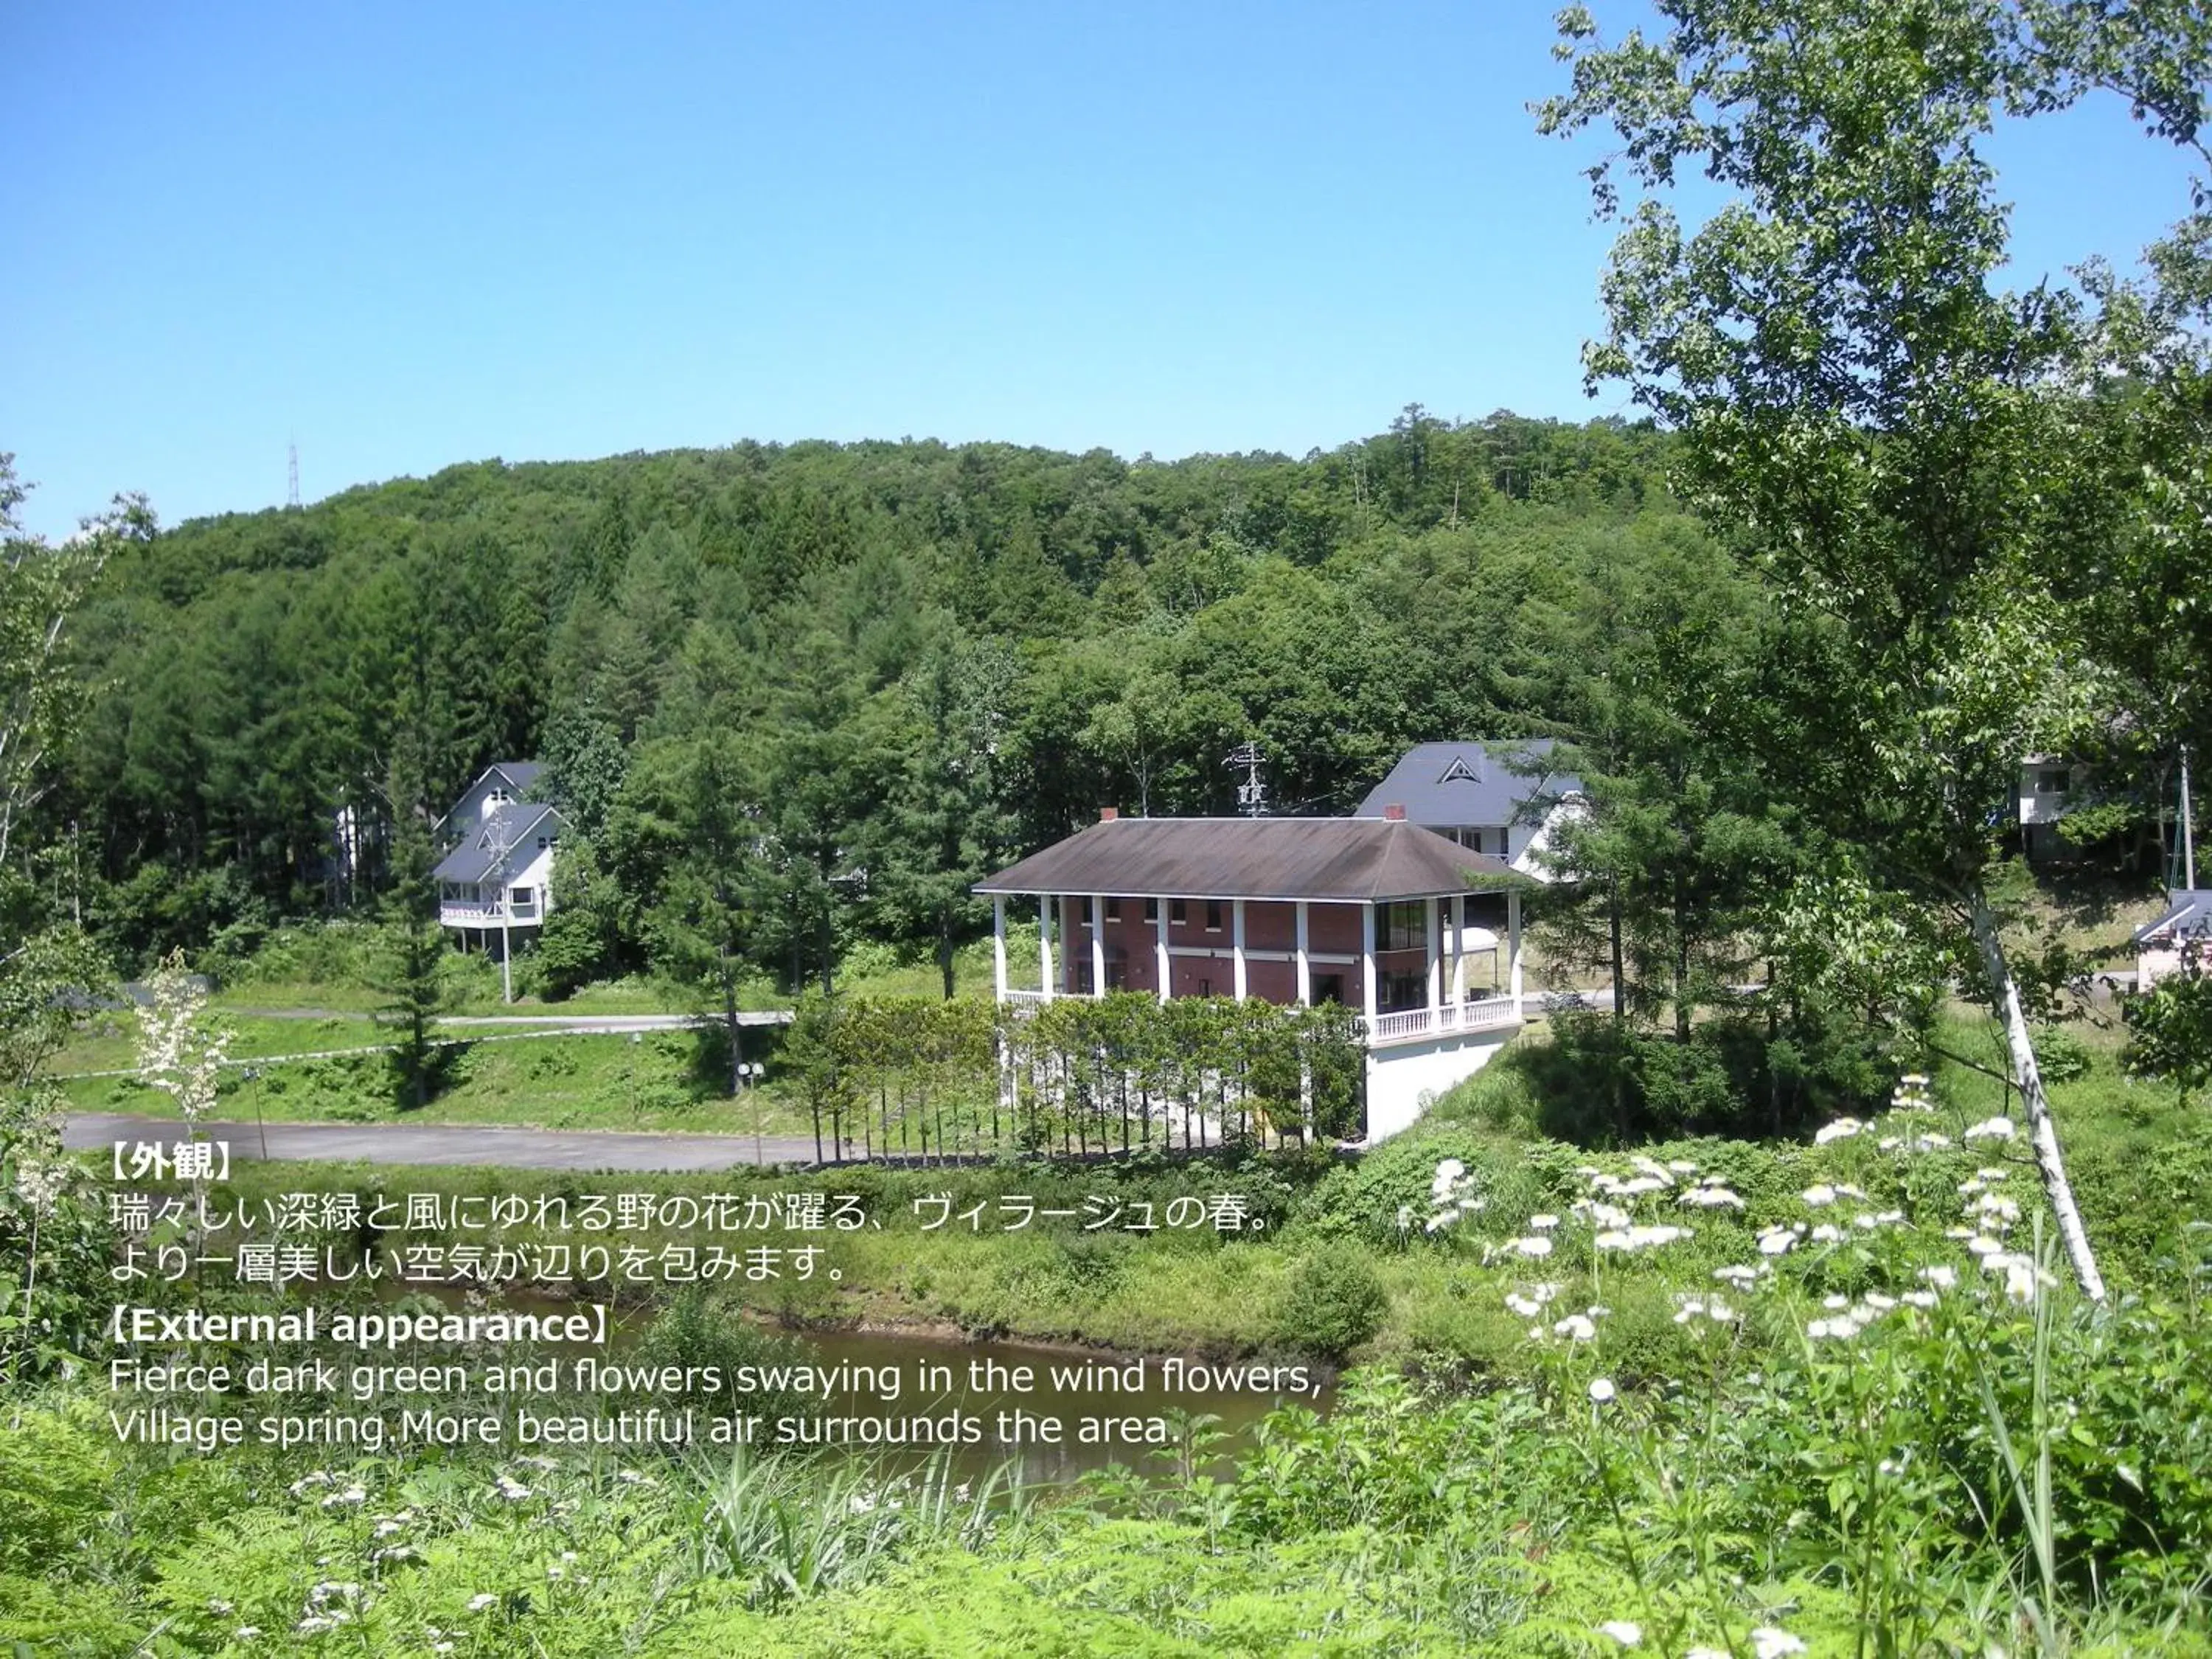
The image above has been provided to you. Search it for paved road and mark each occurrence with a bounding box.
[231,1009,792,1029]
[63,1113,832,1172]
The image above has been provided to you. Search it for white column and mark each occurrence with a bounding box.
[1425,897,1441,1020]
[1154,901,1171,1004]
[1231,899,1248,1002]
[1361,902,1379,1027]
[1037,896,1054,1004]
[1508,888,1524,1011]
[1450,893,1468,1005]
[1295,900,1311,1005]
[992,895,1007,1001]
[1089,894,1106,999]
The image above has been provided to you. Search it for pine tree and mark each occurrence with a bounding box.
[372,808,450,1110]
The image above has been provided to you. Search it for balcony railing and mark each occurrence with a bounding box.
[439,900,540,926]
[1001,987,1054,1005]
[1360,996,1521,1045]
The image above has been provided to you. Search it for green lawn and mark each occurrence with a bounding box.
[60,1023,824,1138]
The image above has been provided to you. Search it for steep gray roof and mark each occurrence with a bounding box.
[975,816,1514,903]
[484,760,548,798]
[2134,888,2212,944]
[1355,740,1580,827]
[434,802,565,884]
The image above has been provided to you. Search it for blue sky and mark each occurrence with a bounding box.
[1,2,2198,539]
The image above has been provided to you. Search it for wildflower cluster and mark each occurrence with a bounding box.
[1422,1157,1485,1232]
[135,949,232,1130]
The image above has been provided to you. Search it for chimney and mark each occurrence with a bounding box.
[1382,803,1407,821]
[1099,806,1119,822]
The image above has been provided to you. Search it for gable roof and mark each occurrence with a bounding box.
[434,802,566,884]
[1355,740,1581,828]
[2134,888,2212,945]
[975,816,1514,903]
[481,760,547,798]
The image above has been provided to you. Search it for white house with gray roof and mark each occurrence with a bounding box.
[434,762,566,949]
[1356,740,1584,877]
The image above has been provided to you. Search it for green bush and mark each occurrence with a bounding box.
[2033,1023,2093,1084]
[1273,1249,1388,1359]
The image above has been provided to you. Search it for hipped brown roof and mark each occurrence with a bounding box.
[975,817,1515,903]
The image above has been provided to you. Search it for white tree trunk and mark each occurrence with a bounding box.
[1966,889,2106,1303]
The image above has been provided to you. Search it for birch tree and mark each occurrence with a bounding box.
[1540,0,2209,1300]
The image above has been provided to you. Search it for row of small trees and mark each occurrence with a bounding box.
[782,992,1366,1164]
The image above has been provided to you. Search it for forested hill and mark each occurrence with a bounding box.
[62,408,1708,985]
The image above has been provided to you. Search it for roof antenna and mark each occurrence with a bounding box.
[1225,740,1268,817]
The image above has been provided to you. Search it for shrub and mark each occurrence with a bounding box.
[1273,1250,1388,1360]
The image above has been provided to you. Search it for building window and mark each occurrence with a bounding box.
[2037,768,2068,794]
[510,886,534,910]
[1375,901,1427,952]
[1144,897,1158,922]
[1197,977,1212,997]
[1105,897,1121,921]
[1170,899,1187,925]
[535,836,549,849]
[1206,900,1222,931]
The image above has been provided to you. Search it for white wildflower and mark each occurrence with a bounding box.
[235,1630,261,1642]
[319,1485,366,1510]
[1814,1116,1864,1144]
[1588,1377,1617,1403]
[466,1593,498,1613]
[1919,1265,1958,1290]
[493,1475,532,1502]
[1809,1222,1845,1243]
[1673,1294,1736,1326]
[1667,1159,1699,1175]
[1902,1290,1938,1309]
[1757,1223,1803,1256]
[1509,1235,1554,1258]
[1678,1184,1743,1208]
[1529,1213,1559,1231]
[1596,1619,1642,1646]
[1963,1115,2016,1143]
[1802,1183,1837,1207]
[1596,1223,1691,1252]
[1713,1265,1761,1288]
[1752,1629,1808,1659]
[1552,1313,1597,1342]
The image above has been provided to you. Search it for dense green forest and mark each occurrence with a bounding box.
[59,410,1687,986]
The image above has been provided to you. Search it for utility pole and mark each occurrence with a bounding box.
[2183,744,2197,890]
[1225,741,1267,817]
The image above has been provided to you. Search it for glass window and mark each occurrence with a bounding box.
[1105,897,1121,921]
[1144,897,1158,922]
[1206,900,1222,931]
[1170,899,1187,925]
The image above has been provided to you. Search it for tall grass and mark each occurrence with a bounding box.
[686,1446,1033,1607]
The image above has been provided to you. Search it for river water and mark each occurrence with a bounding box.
[779,1324,1334,1483]
[411,1284,1334,1482]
